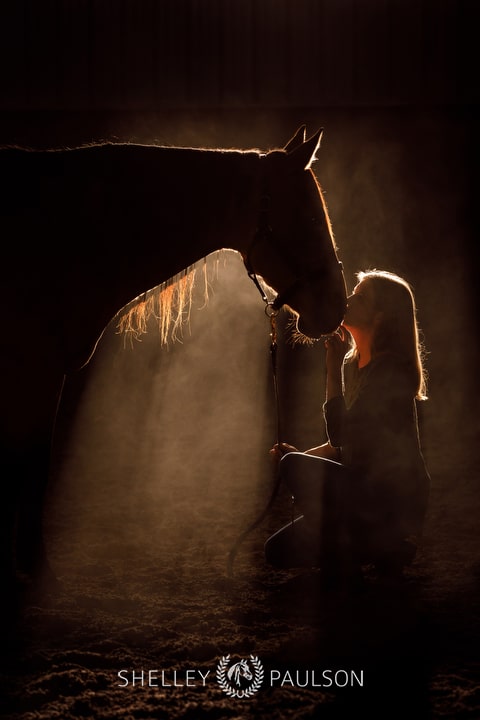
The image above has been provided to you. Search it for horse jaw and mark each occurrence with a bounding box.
[290,274,348,339]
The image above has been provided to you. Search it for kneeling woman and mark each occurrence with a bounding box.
[265,270,430,580]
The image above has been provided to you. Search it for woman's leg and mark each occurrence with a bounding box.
[279,452,349,527]
[265,452,353,573]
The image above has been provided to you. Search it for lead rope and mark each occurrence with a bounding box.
[226,306,285,577]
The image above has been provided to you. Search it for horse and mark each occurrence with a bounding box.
[0,125,347,597]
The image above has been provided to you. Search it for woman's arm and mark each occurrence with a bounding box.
[304,442,340,460]
[270,441,340,462]
[324,327,351,400]
[321,328,352,448]
[269,330,350,463]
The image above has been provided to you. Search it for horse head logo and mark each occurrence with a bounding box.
[226,658,253,687]
[217,654,264,698]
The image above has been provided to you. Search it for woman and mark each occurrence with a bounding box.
[265,269,430,581]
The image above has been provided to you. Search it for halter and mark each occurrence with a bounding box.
[243,194,278,311]
[244,193,284,440]
[244,192,309,316]
[243,192,336,317]
[226,299,282,578]
[227,189,344,577]
[227,195,288,578]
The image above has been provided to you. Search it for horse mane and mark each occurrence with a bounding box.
[113,143,286,347]
[112,143,329,349]
[2,140,332,347]
[116,251,227,346]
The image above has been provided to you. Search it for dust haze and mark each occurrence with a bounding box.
[7,109,476,719]
[46,252,280,581]
[44,110,477,590]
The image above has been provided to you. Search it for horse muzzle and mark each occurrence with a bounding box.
[287,274,347,339]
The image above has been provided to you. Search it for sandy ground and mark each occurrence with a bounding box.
[2,255,479,720]
[3,471,480,720]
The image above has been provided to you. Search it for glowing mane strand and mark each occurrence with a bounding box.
[116,253,223,346]
[116,267,196,346]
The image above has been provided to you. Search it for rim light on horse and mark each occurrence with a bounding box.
[1,126,346,589]
[242,126,347,338]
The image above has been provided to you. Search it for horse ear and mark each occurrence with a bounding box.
[284,125,307,153]
[289,128,324,170]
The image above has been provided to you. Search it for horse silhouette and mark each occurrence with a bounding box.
[227,659,253,686]
[0,126,346,596]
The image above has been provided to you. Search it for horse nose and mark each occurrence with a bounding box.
[296,297,346,338]
[297,312,342,338]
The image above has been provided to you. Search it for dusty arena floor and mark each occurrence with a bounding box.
[2,256,479,719]
[2,472,480,720]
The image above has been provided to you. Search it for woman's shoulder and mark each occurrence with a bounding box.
[344,353,416,398]
[344,353,405,379]
[367,353,416,394]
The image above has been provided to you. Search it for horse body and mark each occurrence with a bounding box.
[1,128,346,589]
[3,144,253,372]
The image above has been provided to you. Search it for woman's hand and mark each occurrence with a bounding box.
[324,326,351,401]
[324,326,351,373]
[269,442,298,461]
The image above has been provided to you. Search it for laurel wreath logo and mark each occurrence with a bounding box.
[216,654,264,698]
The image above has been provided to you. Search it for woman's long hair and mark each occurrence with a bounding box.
[352,270,428,400]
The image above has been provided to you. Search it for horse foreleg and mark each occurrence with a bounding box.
[1,357,66,603]
[1,439,57,599]
[14,438,56,586]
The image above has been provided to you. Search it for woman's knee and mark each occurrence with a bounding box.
[278,451,301,476]
[280,452,343,499]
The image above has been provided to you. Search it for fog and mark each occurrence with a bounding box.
[46,252,283,578]
[42,107,477,590]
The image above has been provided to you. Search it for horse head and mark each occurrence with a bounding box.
[244,126,347,339]
[227,659,253,686]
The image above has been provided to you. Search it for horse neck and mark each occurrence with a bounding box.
[118,145,263,281]
[57,144,264,369]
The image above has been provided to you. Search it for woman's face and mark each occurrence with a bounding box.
[343,278,378,331]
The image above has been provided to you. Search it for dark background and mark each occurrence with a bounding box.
[1,0,478,467]
[1,2,479,719]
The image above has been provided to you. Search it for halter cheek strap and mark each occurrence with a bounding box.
[245,194,344,319]
[244,193,320,316]
[244,194,277,311]
[245,192,302,316]
[227,265,282,579]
